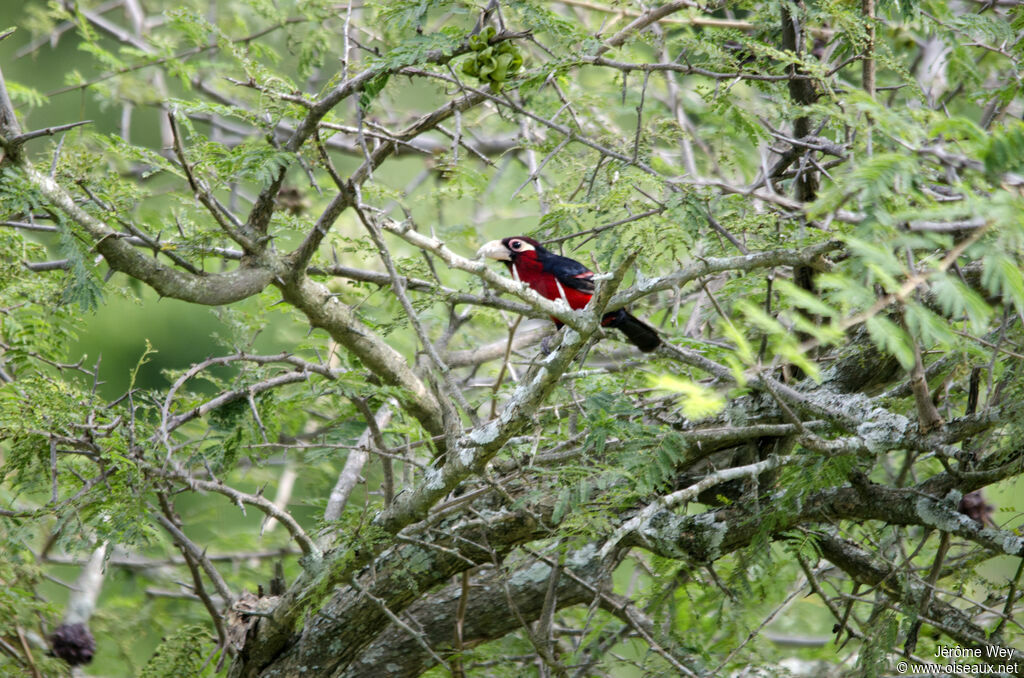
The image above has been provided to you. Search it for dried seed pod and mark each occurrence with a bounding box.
[50,623,96,666]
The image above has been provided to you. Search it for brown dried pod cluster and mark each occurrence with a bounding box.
[50,623,96,666]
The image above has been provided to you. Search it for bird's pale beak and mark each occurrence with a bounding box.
[476,240,511,261]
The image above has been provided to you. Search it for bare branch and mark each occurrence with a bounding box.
[147,464,321,559]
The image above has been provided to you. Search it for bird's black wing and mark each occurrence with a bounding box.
[539,251,595,293]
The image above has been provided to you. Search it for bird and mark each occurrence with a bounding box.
[477,236,661,352]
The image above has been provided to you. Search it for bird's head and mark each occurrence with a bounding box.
[476,236,542,262]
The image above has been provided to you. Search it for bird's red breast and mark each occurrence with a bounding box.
[507,250,594,310]
[477,236,596,311]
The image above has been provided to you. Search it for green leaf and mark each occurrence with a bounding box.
[984,122,1024,182]
[359,73,391,110]
[930,275,992,332]
[139,625,210,678]
[775,278,839,319]
[904,302,957,347]
[650,375,726,420]
[982,252,1024,312]
[720,318,755,366]
[56,221,104,311]
[866,316,915,369]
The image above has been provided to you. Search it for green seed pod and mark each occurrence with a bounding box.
[492,52,512,82]
[477,57,495,78]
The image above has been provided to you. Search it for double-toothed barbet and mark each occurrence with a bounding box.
[477,236,661,352]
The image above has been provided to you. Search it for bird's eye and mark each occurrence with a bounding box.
[510,240,521,250]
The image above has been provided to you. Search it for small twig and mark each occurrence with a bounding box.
[452,571,470,678]
[352,397,394,507]
[905,531,951,654]
[154,509,233,605]
[992,555,1024,637]
[4,120,91,149]
[147,462,320,558]
[49,437,59,504]
[631,70,650,163]
[490,316,523,419]
[167,112,255,251]
[15,628,41,678]
[154,498,228,646]
[712,567,819,672]
[260,463,297,535]
[350,576,452,672]
[510,135,570,200]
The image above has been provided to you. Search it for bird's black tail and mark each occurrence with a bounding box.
[604,310,661,353]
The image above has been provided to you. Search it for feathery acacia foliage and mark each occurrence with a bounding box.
[1,0,1023,676]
